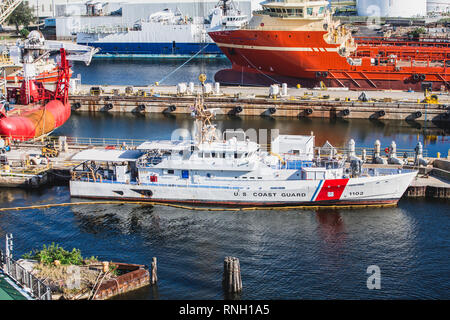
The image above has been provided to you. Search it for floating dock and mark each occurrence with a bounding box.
[69,84,450,122]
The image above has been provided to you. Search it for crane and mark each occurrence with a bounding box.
[0,0,22,25]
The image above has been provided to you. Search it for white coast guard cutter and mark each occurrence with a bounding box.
[69,96,417,207]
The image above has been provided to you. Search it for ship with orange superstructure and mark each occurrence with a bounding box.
[208,0,450,91]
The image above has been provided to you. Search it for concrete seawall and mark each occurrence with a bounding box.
[69,85,450,122]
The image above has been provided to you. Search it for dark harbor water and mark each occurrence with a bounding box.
[1,188,449,299]
[55,112,449,158]
[0,112,447,299]
[0,60,449,300]
[72,58,231,86]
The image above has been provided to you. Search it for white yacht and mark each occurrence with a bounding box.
[69,96,417,208]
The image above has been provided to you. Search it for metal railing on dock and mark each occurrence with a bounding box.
[65,136,148,147]
[0,251,52,300]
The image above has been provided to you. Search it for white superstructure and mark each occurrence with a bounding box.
[50,0,253,39]
[356,0,427,18]
[75,2,248,56]
[427,0,450,14]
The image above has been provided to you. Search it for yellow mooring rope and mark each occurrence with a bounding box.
[0,201,398,212]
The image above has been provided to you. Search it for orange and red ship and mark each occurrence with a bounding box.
[208,0,450,91]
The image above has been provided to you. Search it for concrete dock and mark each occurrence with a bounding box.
[69,84,450,122]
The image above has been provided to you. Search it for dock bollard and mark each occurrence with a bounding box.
[388,141,404,165]
[281,83,288,96]
[373,139,387,164]
[215,82,220,95]
[151,257,158,285]
[414,142,428,166]
[346,139,356,161]
[222,256,242,293]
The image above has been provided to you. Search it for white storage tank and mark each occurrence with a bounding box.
[357,0,427,17]
[427,0,450,14]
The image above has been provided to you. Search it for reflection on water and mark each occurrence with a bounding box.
[0,187,448,299]
[72,58,231,87]
[315,210,346,249]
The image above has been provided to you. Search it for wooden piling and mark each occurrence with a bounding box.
[222,256,242,293]
[150,257,157,285]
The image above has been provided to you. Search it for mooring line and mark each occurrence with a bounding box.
[0,201,397,212]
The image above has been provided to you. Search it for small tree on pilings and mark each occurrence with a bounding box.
[7,2,35,35]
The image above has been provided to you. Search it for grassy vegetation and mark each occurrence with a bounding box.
[22,242,97,266]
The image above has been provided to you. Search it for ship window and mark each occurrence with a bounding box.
[204,152,211,158]
[206,173,211,178]
[198,153,203,158]
[167,169,174,174]
[212,152,216,157]
[307,8,313,15]
[258,177,262,179]
[250,177,255,179]
[319,7,324,14]
[234,152,238,159]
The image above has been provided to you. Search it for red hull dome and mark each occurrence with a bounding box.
[0,100,70,141]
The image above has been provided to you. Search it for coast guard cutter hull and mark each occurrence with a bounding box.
[70,170,416,206]
[69,97,417,208]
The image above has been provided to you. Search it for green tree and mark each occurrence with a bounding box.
[7,2,35,34]
[409,27,426,39]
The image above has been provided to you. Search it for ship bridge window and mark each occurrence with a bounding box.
[295,9,303,16]
[204,152,211,158]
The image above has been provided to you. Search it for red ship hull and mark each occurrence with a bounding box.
[0,100,70,141]
[209,30,450,90]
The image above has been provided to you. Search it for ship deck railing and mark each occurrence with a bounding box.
[354,36,450,48]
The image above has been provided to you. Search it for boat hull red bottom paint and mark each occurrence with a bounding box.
[71,195,399,208]
[215,67,445,91]
[0,100,70,141]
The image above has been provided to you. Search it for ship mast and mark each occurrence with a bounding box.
[192,74,219,144]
